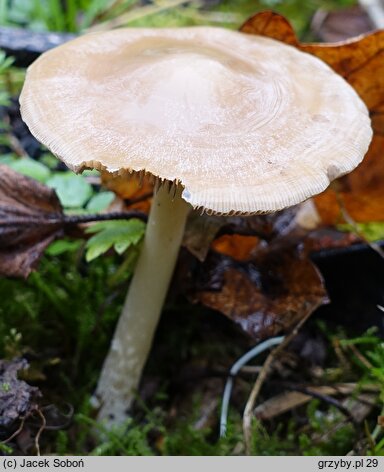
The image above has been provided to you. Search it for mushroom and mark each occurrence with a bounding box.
[19,27,372,425]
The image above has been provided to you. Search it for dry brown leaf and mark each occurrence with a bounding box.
[241,11,384,224]
[0,165,64,278]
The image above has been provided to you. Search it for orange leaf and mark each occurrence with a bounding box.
[241,11,384,224]
[211,234,260,261]
[100,171,153,213]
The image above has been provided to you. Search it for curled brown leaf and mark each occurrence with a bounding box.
[0,165,64,278]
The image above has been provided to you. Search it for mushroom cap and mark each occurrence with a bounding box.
[20,27,372,215]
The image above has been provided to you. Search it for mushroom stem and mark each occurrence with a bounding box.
[95,183,190,424]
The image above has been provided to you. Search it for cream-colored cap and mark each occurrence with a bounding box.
[20,27,372,215]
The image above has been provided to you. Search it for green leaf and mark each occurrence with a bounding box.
[0,50,14,71]
[8,158,51,182]
[85,239,113,262]
[86,191,115,213]
[0,154,17,165]
[46,239,82,256]
[47,173,93,208]
[39,153,61,169]
[0,0,7,24]
[114,240,131,255]
[85,219,145,262]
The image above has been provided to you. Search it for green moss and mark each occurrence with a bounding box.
[0,253,125,401]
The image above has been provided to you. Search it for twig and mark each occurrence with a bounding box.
[333,338,352,372]
[64,211,148,225]
[1,417,26,444]
[239,366,263,375]
[44,403,74,430]
[242,310,314,455]
[219,336,284,438]
[0,211,148,228]
[346,344,374,370]
[34,408,46,457]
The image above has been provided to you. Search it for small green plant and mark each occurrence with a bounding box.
[85,219,146,262]
[0,51,14,106]
[0,443,13,454]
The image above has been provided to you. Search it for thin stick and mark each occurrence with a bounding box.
[0,211,148,227]
[64,211,148,225]
[1,417,25,444]
[34,408,46,456]
[346,344,374,370]
[242,311,313,454]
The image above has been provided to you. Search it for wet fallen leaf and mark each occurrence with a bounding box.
[185,236,328,340]
[180,202,364,340]
[0,358,41,430]
[0,165,64,278]
[241,11,384,224]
